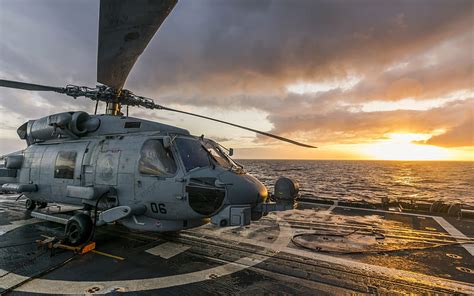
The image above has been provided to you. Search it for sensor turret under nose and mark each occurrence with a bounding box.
[218,171,268,206]
[211,172,268,227]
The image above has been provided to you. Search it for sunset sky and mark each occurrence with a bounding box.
[0,0,472,160]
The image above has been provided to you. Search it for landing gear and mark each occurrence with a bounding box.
[25,199,36,211]
[65,213,93,246]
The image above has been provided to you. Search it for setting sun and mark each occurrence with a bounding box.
[359,133,452,161]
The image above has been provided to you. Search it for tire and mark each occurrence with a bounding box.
[65,213,93,246]
[25,199,36,211]
[37,202,48,209]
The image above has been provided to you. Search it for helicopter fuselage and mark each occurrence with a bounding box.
[4,112,269,232]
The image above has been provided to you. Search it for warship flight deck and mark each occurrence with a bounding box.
[1,194,473,295]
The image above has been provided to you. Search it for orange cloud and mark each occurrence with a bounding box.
[418,118,474,147]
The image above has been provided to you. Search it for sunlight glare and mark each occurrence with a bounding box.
[359,133,451,160]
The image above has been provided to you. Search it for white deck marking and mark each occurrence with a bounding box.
[326,200,338,212]
[433,216,474,256]
[0,219,40,235]
[146,242,191,259]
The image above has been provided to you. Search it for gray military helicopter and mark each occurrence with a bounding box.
[0,0,314,245]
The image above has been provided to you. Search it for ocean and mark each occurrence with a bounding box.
[238,160,474,207]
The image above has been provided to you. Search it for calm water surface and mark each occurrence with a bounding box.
[238,160,474,207]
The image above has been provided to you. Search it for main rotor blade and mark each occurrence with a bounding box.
[0,78,316,148]
[158,106,317,148]
[97,0,177,90]
[0,79,64,93]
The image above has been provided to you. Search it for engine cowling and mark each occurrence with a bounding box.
[17,112,100,144]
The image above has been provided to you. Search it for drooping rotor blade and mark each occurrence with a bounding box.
[0,78,316,148]
[0,79,65,93]
[97,0,178,90]
[157,106,317,148]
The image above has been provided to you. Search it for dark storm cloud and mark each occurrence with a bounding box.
[0,0,472,150]
[130,0,472,98]
[345,31,473,103]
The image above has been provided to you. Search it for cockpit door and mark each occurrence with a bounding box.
[135,138,184,219]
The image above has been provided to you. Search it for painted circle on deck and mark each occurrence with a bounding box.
[0,217,292,294]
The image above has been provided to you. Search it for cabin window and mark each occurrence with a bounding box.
[139,139,177,177]
[54,151,77,179]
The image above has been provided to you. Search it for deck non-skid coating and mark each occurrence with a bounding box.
[0,194,473,295]
[1,196,307,295]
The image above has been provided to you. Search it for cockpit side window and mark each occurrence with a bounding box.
[203,142,232,169]
[139,139,177,177]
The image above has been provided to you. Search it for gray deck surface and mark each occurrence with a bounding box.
[1,194,473,295]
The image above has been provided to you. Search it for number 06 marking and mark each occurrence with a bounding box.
[151,202,167,214]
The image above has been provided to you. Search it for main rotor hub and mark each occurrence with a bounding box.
[60,85,161,116]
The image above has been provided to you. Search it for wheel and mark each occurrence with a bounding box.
[65,213,93,246]
[25,199,36,211]
[37,202,48,209]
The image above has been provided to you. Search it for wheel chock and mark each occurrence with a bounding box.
[36,235,96,254]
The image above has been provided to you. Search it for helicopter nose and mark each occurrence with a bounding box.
[218,172,268,206]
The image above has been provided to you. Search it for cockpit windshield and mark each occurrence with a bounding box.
[203,139,243,172]
[202,141,232,169]
[175,137,243,173]
[175,138,211,172]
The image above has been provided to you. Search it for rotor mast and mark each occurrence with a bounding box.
[104,87,122,115]
[106,100,122,115]
[106,103,121,115]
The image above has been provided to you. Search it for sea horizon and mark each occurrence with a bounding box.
[238,159,474,207]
